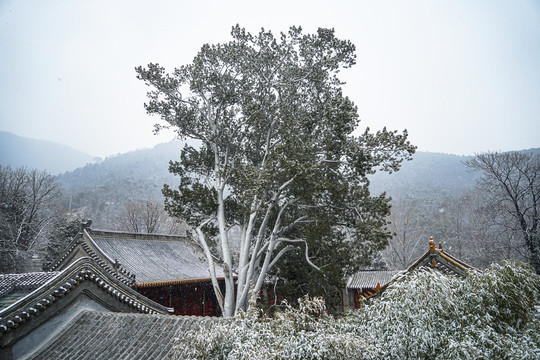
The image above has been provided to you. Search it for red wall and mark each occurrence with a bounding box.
[136,281,223,316]
[137,281,277,316]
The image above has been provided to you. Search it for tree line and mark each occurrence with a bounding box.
[382,151,540,274]
[0,165,185,274]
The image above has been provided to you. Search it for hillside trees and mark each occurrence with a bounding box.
[118,200,166,233]
[381,198,429,269]
[0,166,62,272]
[466,151,540,273]
[117,199,187,234]
[136,25,415,316]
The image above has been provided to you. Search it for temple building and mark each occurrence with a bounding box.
[1,229,481,358]
[47,224,226,316]
[343,237,480,309]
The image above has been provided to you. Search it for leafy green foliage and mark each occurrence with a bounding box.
[351,261,540,359]
[178,295,370,360]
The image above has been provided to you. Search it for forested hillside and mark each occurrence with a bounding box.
[369,151,479,200]
[57,144,486,229]
[377,148,540,270]
[29,139,538,271]
[57,141,183,228]
[2,136,538,274]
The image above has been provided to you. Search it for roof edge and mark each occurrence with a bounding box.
[135,277,227,288]
[0,257,172,340]
[89,228,190,242]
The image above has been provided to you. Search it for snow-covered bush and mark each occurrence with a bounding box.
[174,261,539,359]
[175,295,370,360]
[349,260,540,359]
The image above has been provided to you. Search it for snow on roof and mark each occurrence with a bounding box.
[347,270,400,289]
[0,272,60,297]
[31,310,218,359]
[88,230,224,284]
[0,271,61,310]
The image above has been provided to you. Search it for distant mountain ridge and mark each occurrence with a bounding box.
[0,131,96,174]
[56,141,519,228]
[369,151,479,200]
[3,130,537,229]
[57,141,183,228]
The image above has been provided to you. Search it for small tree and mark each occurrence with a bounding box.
[137,25,415,316]
[466,151,540,273]
[118,200,164,233]
[382,198,429,269]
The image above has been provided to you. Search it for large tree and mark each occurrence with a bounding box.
[466,151,540,273]
[136,26,415,316]
[0,166,62,273]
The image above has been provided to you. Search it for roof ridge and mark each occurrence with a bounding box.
[0,257,172,339]
[89,229,190,242]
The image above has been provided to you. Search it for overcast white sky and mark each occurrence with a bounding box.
[1,0,539,158]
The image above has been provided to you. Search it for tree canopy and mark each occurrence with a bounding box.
[0,166,62,273]
[466,151,540,273]
[136,25,415,316]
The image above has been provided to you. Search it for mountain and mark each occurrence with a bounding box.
[58,141,181,198]
[57,141,183,228]
[55,140,540,229]
[0,131,96,174]
[56,143,480,227]
[369,151,481,200]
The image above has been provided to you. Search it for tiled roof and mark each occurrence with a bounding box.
[407,238,480,277]
[89,230,223,284]
[31,310,217,359]
[0,272,60,310]
[0,257,172,347]
[0,272,59,297]
[347,270,400,289]
[357,238,481,300]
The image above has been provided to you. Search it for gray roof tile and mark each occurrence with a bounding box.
[0,272,60,296]
[32,310,217,359]
[347,270,400,289]
[0,272,60,310]
[89,230,223,284]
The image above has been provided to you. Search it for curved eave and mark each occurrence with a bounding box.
[407,250,431,271]
[83,229,117,267]
[0,257,173,343]
[439,250,481,273]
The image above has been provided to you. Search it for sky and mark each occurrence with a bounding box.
[1,0,539,158]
